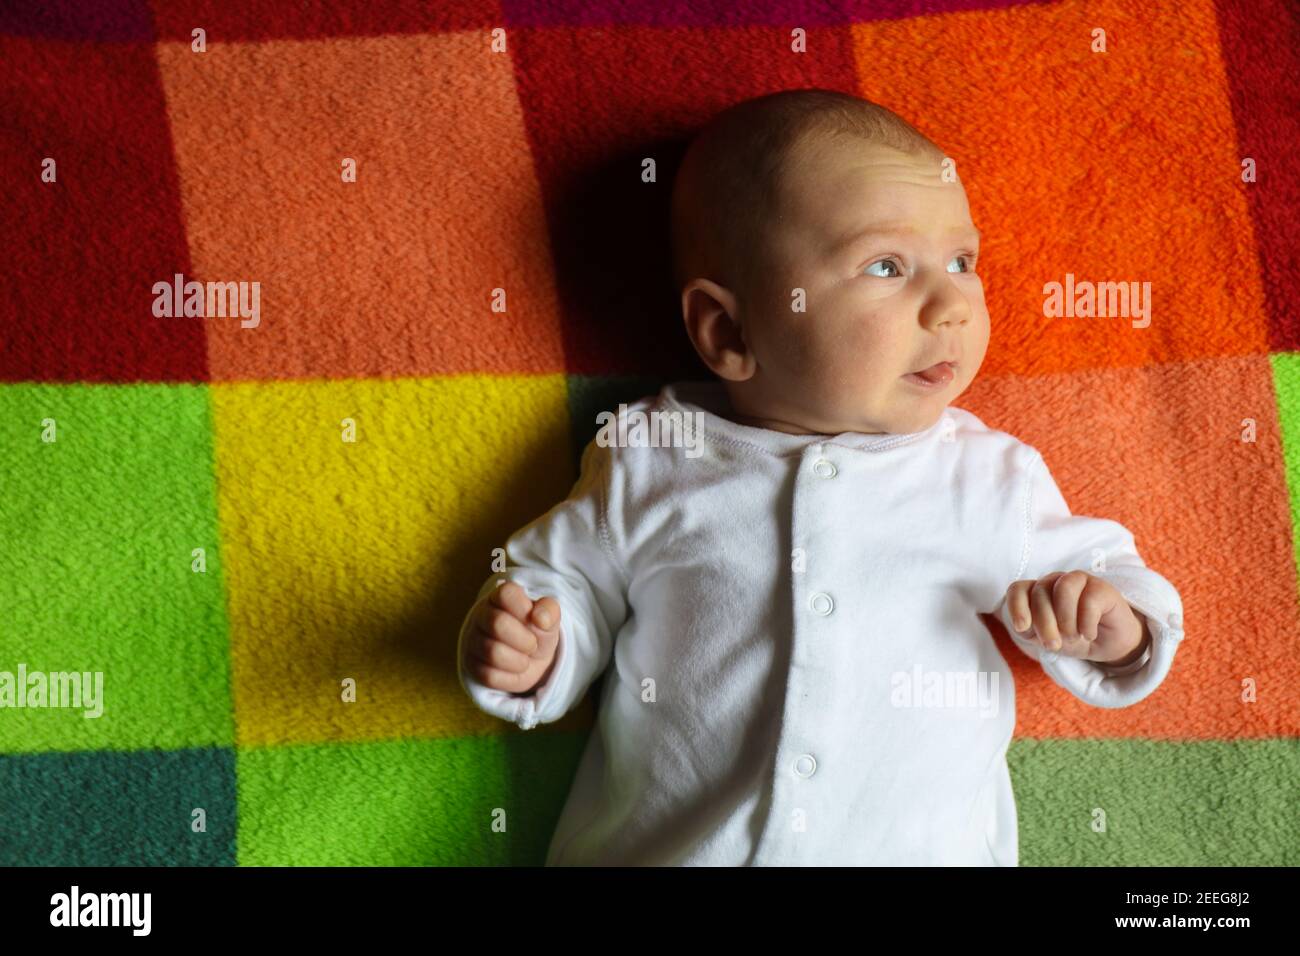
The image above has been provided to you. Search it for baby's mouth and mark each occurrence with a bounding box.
[902,362,956,388]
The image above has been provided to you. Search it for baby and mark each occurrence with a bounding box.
[456,89,1185,866]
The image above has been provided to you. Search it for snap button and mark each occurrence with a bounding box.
[809,592,834,616]
[793,754,817,778]
[812,458,837,478]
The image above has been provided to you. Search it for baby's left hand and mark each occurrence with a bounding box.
[1003,570,1148,665]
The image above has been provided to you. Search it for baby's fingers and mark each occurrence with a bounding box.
[530,596,561,632]
[1028,578,1065,650]
[1005,581,1036,635]
[490,579,536,622]
[467,657,542,695]
[1006,578,1063,651]
[474,607,540,667]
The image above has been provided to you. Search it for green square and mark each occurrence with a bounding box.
[0,383,233,752]
[237,733,586,865]
[1014,739,1300,865]
[1273,353,1300,584]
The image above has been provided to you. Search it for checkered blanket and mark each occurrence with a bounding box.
[1,0,1297,865]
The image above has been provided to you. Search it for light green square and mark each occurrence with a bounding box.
[0,383,233,752]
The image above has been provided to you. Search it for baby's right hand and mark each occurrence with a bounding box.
[463,580,561,697]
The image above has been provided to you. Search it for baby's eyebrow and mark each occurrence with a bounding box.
[831,223,982,255]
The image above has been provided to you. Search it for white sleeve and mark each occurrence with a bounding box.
[994,449,1185,709]
[456,437,629,730]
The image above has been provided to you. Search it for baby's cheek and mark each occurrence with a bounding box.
[831,317,896,370]
[764,316,819,373]
[778,301,886,383]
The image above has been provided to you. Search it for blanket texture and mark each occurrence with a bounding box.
[1,0,1297,865]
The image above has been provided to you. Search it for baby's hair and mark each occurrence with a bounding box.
[669,88,947,300]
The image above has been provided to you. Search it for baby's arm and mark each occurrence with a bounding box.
[994,448,1185,709]
[456,437,629,730]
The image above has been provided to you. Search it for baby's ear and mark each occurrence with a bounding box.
[679,278,752,379]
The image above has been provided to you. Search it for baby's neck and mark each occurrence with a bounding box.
[726,411,824,436]
[717,384,885,437]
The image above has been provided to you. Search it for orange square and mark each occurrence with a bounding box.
[961,355,1300,739]
[849,0,1267,375]
[156,32,564,381]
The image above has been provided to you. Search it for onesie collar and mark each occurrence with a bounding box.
[658,380,950,457]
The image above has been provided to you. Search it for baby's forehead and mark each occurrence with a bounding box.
[775,157,969,233]
[780,137,951,199]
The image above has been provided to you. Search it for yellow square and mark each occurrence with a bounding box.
[211,374,583,746]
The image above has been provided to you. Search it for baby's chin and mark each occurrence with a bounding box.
[782,407,940,438]
[727,380,962,436]
[831,394,955,436]
[890,407,950,435]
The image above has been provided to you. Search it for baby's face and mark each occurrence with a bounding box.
[730,138,989,436]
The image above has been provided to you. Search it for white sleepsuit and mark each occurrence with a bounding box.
[456,380,1185,865]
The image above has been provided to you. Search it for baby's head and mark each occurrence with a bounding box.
[670,89,988,436]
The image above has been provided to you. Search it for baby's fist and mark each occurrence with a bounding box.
[1003,570,1148,665]
[464,580,561,696]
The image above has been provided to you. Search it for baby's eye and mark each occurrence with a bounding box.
[948,254,977,274]
[863,258,902,278]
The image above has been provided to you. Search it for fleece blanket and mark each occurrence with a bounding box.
[1,0,1297,867]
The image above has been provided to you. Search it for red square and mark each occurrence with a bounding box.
[0,37,204,382]
[509,25,864,376]
[1216,0,1300,350]
[148,0,497,43]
